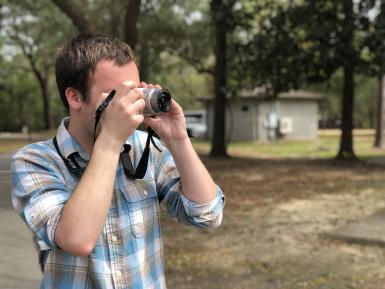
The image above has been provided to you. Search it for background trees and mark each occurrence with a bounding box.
[1,0,385,160]
[1,0,75,130]
[236,0,382,160]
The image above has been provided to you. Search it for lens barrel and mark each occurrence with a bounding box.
[140,88,172,115]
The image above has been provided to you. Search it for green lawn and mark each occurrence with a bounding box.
[0,130,55,154]
[192,129,385,159]
[0,139,30,154]
[1,129,385,159]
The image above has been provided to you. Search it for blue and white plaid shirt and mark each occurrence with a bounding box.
[11,118,224,289]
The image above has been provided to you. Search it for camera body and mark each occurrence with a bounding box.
[138,88,171,116]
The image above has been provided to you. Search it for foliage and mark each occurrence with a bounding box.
[135,0,214,108]
[308,70,378,128]
[230,0,382,160]
[363,1,385,75]
[234,1,376,92]
[0,0,384,143]
[0,0,75,131]
[0,0,215,131]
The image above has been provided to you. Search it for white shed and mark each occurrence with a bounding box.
[201,88,323,142]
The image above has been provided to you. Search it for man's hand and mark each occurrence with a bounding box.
[98,81,146,150]
[140,82,188,146]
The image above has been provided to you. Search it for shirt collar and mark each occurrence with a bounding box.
[55,117,88,159]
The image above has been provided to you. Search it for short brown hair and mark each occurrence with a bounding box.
[55,33,136,108]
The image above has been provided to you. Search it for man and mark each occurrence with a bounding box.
[11,34,224,289]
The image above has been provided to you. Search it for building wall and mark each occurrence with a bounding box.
[206,98,319,142]
[257,101,275,142]
[277,99,318,140]
[226,100,256,142]
[207,100,255,142]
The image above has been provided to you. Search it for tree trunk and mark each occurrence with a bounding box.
[374,75,385,147]
[336,65,356,160]
[23,48,52,130]
[210,0,228,158]
[124,0,141,49]
[111,0,125,38]
[336,0,356,160]
[139,40,149,82]
[41,81,51,130]
[33,68,51,130]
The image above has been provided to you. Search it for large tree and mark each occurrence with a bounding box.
[365,1,385,148]
[209,0,232,157]
[238,0,377,160]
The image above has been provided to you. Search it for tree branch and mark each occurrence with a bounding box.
[51,0,96,34]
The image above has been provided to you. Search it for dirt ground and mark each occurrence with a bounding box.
[161,156,385,289]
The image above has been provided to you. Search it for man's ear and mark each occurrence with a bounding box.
[65,87,82,110]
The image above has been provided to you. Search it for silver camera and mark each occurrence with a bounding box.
[138,88,171,116]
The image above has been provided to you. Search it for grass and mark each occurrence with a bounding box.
[0,130,55,154]
[0,139,31,154]
[1,129,385,160]
[192,129,385,159]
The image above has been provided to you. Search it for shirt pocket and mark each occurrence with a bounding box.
[119,178,159,238]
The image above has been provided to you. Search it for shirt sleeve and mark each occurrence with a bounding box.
[154,143,225,229]
[179,186,224,228]
[11,146,70,250]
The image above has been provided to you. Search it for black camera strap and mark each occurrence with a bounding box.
[52,136,84,178]
[94,89,116,142]
[53,129,161,180]
[120,128,161,179]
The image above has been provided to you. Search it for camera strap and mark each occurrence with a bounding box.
[94,89,116,142]
[94,90,162,180]
[53,89,162,180]
[120,127,162,179]
[53,129,161,180]
[52,136,84,178]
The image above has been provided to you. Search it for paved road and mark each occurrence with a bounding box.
[0,153,13,209]
[0,153,41,288]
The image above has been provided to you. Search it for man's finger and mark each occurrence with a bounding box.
[132,98,146,114]
[114,80,138,99]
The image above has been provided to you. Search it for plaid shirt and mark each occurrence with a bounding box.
[11,118,224,289]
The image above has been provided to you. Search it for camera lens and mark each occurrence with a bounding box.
[158,89,171,112]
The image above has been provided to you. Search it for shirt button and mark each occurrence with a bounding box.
[143,190,148,196]
[116,270,122,277]
[111,235,117,242]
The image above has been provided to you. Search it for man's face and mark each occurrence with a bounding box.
[81,59,140,139]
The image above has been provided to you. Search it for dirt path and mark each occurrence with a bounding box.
[162,157,385,289]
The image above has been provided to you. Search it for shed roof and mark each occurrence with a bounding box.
[239,86,324,100]
[200,87,324,101]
